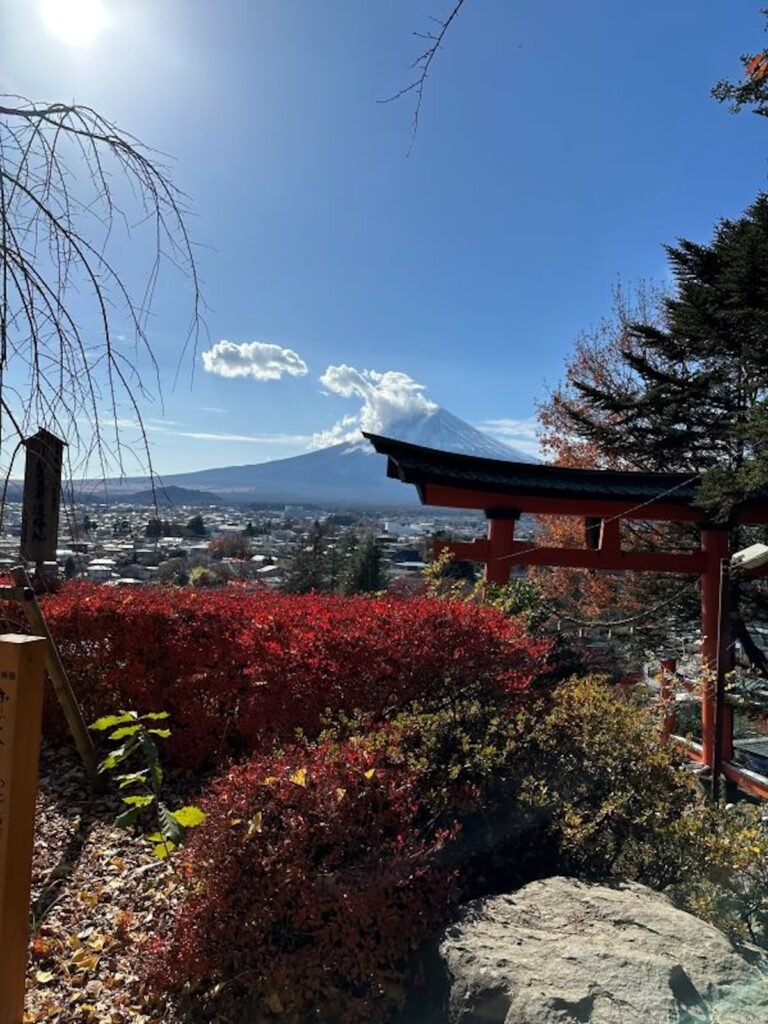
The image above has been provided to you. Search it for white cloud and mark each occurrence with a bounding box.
[308,414,360,449]
[173,430,311,445]
[310,365,437,448]
[201,406,228,414]
[99,417,309,447]
[201,340,308,381]
[478,417,541,459]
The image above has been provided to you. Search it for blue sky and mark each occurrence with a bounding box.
[2,0,768,474]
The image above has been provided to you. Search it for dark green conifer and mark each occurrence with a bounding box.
[282,521,333,593]
[563,194,768,520]
[340,534,388,595]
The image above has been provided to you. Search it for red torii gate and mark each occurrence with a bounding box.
[365,433,768,797]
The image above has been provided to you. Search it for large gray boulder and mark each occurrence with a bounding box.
[435,877,768,1023]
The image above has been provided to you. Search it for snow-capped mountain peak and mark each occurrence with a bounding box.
[369,406,536,462]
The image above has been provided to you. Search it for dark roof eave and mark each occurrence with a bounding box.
[363,431,702,505]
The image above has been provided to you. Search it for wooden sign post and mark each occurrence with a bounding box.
[20,429,65,573]
[0,635,47,1024]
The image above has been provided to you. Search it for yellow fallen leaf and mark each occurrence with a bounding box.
[70,950,99,971]
[267,992,283,1014]
[263,775,278,786]
[335,787,346,802]
[88,934,108,952]
[364,768,376,780]
[290,767,307,787]
[67,934,82,951]
[246,811,263,838]
[35,969,55,984]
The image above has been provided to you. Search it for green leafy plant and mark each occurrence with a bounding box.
[669,801,768,947]
[90,710,205,858]
[425,551,551,629]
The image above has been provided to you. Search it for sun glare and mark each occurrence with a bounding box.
[40,0,108,48]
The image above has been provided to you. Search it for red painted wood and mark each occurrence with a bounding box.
[424,484,707,521]
[508,545,706,573]
[700,530,730,772]
[722,760,768,801]
[438,540,706,575]
[487,518,516,585]
[424,483,768,525]
[674,741,768,802]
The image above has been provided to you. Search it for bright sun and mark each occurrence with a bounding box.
[39,0,108,47]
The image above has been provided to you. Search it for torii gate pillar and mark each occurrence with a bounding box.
[486,511,519,586]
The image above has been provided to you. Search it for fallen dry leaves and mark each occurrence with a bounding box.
[24,742,190,1024]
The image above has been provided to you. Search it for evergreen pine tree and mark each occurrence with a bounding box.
[341,534,388,595]
[282,521,333,593]
[561,194,768,520]
[186,514,207,537]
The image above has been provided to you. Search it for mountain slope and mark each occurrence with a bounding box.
[92,407,537,507]
[379,407,532,461]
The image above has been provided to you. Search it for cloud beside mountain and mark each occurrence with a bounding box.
[202,340,309,381]
[311,365,437,448]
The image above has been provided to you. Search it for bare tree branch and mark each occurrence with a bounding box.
[0,97,206,503]
[380,0,468,150]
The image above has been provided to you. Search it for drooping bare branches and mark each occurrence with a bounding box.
[0,97,204,485]
[381,0,468,148]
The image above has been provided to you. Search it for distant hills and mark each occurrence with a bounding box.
[119,485,223,507]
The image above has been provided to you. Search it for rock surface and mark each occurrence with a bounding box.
[437,876,768,1023]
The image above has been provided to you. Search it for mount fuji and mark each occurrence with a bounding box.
[107,407,537,508]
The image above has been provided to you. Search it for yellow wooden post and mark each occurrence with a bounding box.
[0,634,47,1024]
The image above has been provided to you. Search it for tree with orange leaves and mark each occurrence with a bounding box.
[713,9,768,116]
[535,282,698,640]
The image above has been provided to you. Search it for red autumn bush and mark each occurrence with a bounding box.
[149,736,458,1023]
[148,682,710,1023]
[28,584,550,770]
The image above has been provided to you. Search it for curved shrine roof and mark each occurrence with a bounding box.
[363,433,768,526]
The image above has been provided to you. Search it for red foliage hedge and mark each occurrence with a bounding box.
[32,584,550,770]
[151,737,458,1023]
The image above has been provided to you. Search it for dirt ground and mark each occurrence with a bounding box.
[24,741,189,1024]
